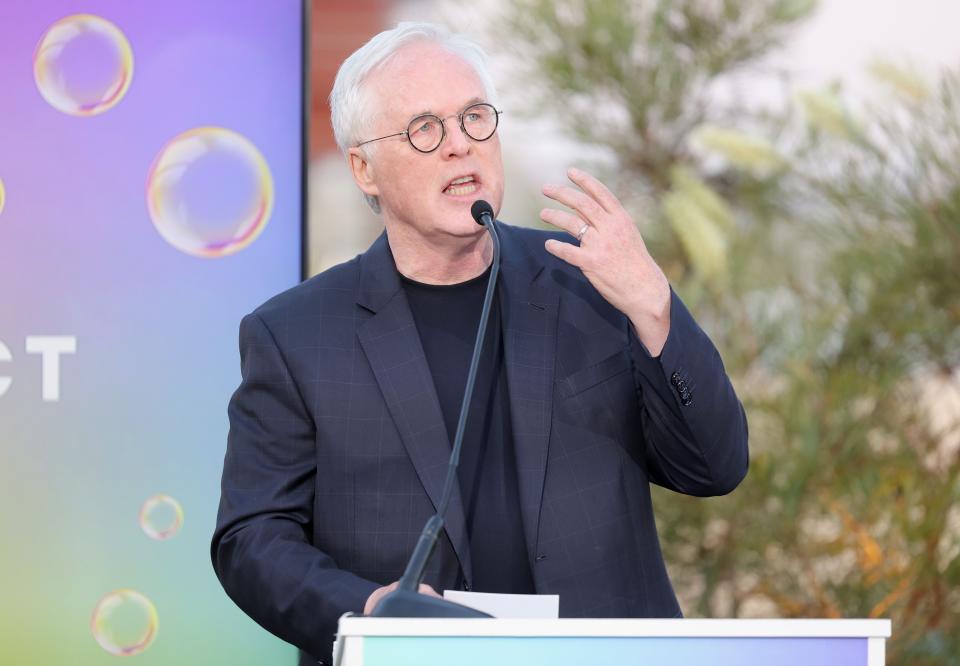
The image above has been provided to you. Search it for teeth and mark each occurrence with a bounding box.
[443,175,478,196]
[445,182,478,196]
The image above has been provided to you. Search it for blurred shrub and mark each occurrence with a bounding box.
[503,1,960,662]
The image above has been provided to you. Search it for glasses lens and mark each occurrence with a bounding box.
[462,103,498,141]
[407,115,443,152]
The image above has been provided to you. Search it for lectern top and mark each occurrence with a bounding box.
[338,617,891,639]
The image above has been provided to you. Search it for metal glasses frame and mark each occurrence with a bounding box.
[355,102,502,154]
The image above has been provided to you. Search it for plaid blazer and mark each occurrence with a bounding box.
[211,222,748,665]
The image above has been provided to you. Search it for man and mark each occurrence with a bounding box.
[212,22,748,666]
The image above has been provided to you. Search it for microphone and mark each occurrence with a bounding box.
[471,199,494,227]
[370,202,501,618]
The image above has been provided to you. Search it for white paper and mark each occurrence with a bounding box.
[443,590,560,618]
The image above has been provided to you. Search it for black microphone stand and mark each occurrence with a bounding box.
[369,202,500,618]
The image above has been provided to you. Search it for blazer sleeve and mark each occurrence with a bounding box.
[628,287,749,496]
[211,312,379,660]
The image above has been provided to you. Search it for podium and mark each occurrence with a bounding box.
[334,617,891,665]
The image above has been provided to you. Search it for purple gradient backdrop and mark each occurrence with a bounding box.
[0,1,303,664]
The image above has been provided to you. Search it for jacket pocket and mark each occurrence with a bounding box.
[557,348,631,399]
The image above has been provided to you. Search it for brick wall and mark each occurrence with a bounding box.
[310,0,388,158]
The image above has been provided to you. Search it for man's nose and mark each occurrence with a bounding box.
[441,121,472,158]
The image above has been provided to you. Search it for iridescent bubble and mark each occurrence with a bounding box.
[146,127,274,258]
[90,589,158,656]
[139,493,184,540]
[33,14,134,117]
[0,178,5,216]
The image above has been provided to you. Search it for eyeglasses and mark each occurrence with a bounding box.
[356,102,502,154]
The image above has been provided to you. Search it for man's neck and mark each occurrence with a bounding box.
[385,223,493,285]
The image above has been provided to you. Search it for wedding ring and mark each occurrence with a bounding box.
[576,223,589,241]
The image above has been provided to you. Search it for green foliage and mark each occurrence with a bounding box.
[503,1,960,662]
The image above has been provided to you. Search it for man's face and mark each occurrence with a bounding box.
[350,41,505,240]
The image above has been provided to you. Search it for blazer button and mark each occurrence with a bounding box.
[670,371,681,385]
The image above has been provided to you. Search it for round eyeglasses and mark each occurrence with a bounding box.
[356,102,502,154]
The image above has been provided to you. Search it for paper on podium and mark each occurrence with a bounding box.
[443,590,559,618]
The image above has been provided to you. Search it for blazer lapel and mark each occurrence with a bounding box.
[355,233,472,585]
[498,225,559,565]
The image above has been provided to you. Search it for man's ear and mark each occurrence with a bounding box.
[347,147,379,199]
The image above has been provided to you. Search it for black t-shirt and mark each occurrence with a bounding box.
[400,265,535,594]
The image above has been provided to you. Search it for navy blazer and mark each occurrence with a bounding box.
[211,222,748,665]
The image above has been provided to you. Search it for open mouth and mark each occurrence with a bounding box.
[443,174,479,197]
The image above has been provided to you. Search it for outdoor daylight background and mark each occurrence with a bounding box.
[0,1,957,665]
[310,1,960,664]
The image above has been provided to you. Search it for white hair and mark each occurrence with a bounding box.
[328,22,499,213]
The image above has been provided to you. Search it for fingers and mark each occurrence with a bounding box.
[418,584,442,598]
[566,167,625,216]
[539,207,586,238]
[364,580,443,615]
[541,167,637,273]
[541,167,626,228]
[542,182,606,226]
[544,238,586,268]
[364,582,396,615]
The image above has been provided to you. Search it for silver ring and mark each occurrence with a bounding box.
[576,223,589,241]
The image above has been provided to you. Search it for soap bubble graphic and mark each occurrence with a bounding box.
[147,127,274,258]
[34,14,133,116]
[90,589,158,656]
[139,493,184,540]
[0,178,5,216]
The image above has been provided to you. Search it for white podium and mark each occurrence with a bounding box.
[334,617,891,666]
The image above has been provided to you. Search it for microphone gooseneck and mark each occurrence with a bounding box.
[369,200,500,619]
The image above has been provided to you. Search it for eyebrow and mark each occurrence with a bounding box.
[406,97,486,122]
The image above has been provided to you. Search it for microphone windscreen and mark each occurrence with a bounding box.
[471,199,494,226]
